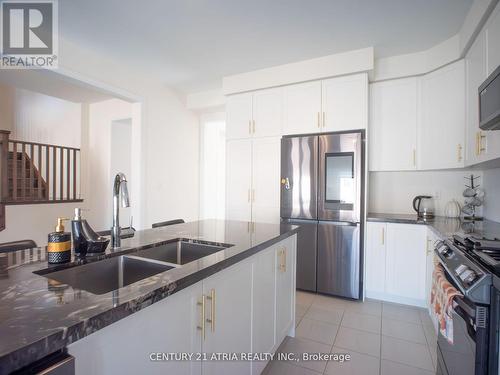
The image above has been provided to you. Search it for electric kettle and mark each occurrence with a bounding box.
[412,195,435,219]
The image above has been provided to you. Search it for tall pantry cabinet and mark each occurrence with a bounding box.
[225,88,282,225]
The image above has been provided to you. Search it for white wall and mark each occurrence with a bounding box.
[199,113,226,220]
[143,87,199,226]
[368,170,483,216]
[0,84,14,132]
[85,99,134,232]
[111,119,132,227]
[483,168,500,222]
[2,203,77,246]
[11,88,82,148]
[58,37,200,229]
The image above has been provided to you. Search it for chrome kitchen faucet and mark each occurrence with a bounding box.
[111,173,130,249]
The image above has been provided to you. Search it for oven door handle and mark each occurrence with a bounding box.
[453,296,476,319]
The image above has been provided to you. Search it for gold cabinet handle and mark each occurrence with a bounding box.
[413,149,416,167]
[283,247,287,272]
[476,132,480,156]
[248,120,251,135]
[278,247,286,272]
[206,289,216,332]
[381,227,385,245]
[317,112,321,128]
[252,120,256,134]
[322,112,326,128]
[197,295,206,340]
[247,189,251,203]
[457,144,463,162]
[479,132,486,154]
[476,132,487,155]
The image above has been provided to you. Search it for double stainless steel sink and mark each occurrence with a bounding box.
[36,239,232,295]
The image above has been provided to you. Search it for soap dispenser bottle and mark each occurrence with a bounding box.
[71,208,87,257]
[48,218,71,264]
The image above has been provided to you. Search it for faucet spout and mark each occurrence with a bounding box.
[111,173,130,249]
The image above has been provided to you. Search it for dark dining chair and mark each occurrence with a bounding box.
[0,240,37,254]
[152,219,185,228]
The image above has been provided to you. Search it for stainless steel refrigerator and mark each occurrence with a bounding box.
[280,131,365,299]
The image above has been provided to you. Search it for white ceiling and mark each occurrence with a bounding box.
[60,0,473,94]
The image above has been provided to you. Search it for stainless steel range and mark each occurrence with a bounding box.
[434,233,500,375]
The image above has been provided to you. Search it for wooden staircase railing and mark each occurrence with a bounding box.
[0,130,83,221]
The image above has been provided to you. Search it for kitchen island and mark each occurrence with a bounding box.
[0,219,299,374]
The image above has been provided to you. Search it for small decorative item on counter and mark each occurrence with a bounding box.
[461,174,484,221]
[444,199,461,218]
[47,218,71,264]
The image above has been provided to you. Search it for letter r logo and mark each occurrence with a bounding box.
[1,1,53,54]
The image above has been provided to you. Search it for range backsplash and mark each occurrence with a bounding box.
[483,167,500,222]
[368,170,484,217]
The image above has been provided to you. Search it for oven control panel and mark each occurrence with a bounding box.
[434,240,491,305]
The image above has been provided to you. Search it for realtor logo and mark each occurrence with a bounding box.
[0,0,58,68]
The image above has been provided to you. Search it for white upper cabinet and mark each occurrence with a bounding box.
[252,137,281,224]
[369,77,418,171]
[466,31,488,165]
[484,4,500,161]
[322,73,368,132]
[283,81,322,135]
[486,3,500,75]
[252,87,283,138]
[226,139,252,222]
[419,60,466,170]
[226,88,282,140]
[226,93,253,140]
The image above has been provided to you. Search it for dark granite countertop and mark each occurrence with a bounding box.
[367,212,500,240]
[0,219,299,374]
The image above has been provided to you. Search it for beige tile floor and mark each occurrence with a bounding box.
[263,291,438,375]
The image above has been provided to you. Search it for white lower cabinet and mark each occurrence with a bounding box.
[251,247,277,375]
[365,222,427,307]
[68,236,297,375]
[365,222,387,295]
[425,229,441,333]
[202,261,253,375]
[275,236,296,341]
[68,282,203,375]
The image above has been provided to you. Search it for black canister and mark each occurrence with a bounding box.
[47,218,71,264]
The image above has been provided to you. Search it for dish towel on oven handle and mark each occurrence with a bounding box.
[430,263,463,344]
